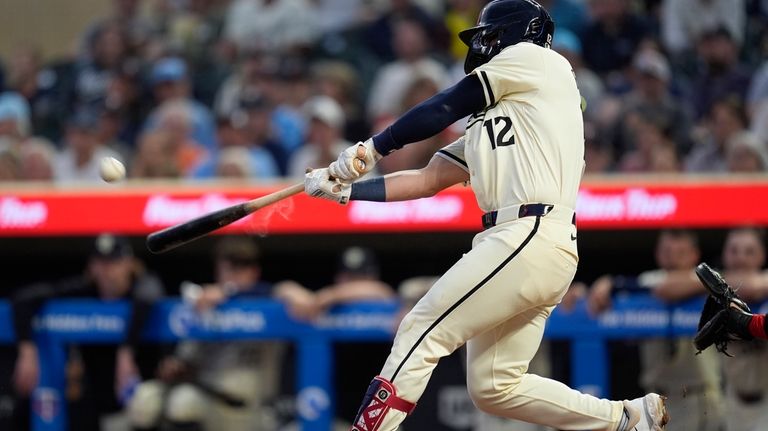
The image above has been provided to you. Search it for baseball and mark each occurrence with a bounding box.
[99,157,126,183]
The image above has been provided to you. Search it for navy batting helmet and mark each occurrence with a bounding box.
[459,0,555,74]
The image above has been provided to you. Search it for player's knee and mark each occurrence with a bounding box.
[127,380,165,430]
[466,369,525,414]
[165,384,207,424]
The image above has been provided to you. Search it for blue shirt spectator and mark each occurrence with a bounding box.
[142,58,217,152]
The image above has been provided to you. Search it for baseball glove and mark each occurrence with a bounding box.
[694,263,754,355]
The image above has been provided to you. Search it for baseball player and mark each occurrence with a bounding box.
[304,1,669,430]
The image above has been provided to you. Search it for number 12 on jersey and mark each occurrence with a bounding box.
[483,117,515,149]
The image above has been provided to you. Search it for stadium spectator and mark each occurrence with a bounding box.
[81,0,155,56]
[222,0,319,53]
[311,60,368,142]
[443,0,483,62]
[143,57,217,152]
[583,121,614,173]
[287,96,351,178]
[211,147,252,179]
[4,45,63,142]
[552,29,605,120]
[689,27,752,121]
[70,22,132,111]
[190,95,280,179]
[726,131,768,173]
[12,234,165,431]
[618,112,681,173]
[54,109,122,183]
[131,130,183,179]
[603,48,692,158]
[685,96,749,172]
[661,0,745,56]
[215,52,306,165]
[18,137,56,181]
[367,18,449,122]
[580,0,650,87]
[588,230,724,431]
[538,0,588,36]
[163,0,226,68]
[362,0,449,62]
[0,92,31,142]
[374,75,451,174]
[0,141,20,181]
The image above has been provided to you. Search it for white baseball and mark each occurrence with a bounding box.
[99,157,126,183]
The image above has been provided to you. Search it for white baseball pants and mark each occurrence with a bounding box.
[374,213,625,431]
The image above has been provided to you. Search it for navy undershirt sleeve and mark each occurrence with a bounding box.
[372,74,487,155]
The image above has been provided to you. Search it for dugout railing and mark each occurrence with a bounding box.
[0,293,736,431]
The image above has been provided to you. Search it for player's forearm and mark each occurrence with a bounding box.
[372,75,486,155]
[351,156,468,202]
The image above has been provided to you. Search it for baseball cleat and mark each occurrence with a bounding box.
[622,393,669,431]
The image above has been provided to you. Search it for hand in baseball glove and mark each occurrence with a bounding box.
[694,263,754,356]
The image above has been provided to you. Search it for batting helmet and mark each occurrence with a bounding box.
[459,0,555,73]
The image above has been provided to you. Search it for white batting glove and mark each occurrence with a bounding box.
[328,138,382,183]
[305,168,351,205]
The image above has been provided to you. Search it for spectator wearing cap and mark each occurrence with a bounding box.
[190,94,280,179]
[689,27,752,120]
[603,49,692,158]
[0,92,31,141]
[11,233,165,431]
[661,0,745,55]
[54,109,122,183]
[685,96,749,172]
[726,131,768,173]
[143,57,216,152]
[287,96,352,178]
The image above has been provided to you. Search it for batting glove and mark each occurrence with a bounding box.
[329,138,381,183]
[305,168,351,205]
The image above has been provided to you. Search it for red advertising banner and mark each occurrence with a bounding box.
[1,178,767,236]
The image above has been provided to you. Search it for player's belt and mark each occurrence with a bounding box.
[482,203,576,229]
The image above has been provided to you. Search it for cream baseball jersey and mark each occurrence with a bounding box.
[436,42,585,212]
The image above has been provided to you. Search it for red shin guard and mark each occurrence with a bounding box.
[350,376,416,431]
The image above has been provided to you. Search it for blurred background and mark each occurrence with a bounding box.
[0,0,767,430]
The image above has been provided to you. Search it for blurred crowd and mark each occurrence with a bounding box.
[1,0,767,184]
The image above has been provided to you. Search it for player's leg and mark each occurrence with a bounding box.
[466,306,624,430]
[350,218,574,431]
[127,380,165,431]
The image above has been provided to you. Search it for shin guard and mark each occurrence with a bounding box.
[350,376,416,431]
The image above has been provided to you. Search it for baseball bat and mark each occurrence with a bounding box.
[146,182,305,254]
[146,155,366,254]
